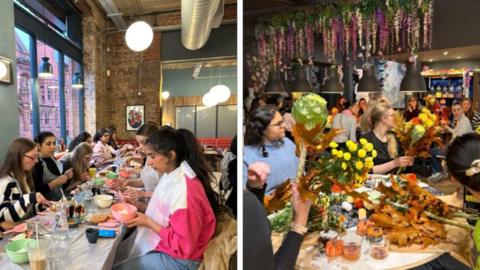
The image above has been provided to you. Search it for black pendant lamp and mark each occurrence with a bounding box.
[38,57,53,78]
[357,64,380,93]
[400,61,427,93]
[72,72,83,89]
[320,65,343,94]
[292,68,312,93]
[264,70,286,94]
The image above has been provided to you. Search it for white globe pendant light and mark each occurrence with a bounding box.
[161,91,170,100]
[125,21,154,52]
[209,84,231,103]
[202,92,218,107]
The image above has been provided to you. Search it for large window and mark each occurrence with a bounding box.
[37,40,61,137]
[15,28,33,138]
[64,56,81,142]
[175,105,237,138]
[14,25,84,141]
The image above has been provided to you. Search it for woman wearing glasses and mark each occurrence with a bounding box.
[92,128,116,169]
[244,105,299,194]
[0,138,50,227]
[361,102,414,174]
[32,132,73,201]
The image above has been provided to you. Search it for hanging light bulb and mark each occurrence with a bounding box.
[209,85,231,103]
[38,57,53,78]
[202,92,218,107]
[357,64,381,93]
[161,91,170,100]
[125,21,154,52]
[400,61,427,93]
[72,72,83,89]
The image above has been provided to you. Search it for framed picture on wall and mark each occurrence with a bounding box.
[126,105,144,131]
[0,56,13,85]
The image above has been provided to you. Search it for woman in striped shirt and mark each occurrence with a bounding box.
[0,138,50,228]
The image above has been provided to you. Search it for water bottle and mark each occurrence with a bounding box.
[114,150,123,168]
[52,203,70,241]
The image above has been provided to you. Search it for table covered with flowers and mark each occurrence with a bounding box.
[265,94,475,269]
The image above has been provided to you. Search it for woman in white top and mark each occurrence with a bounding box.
[444,101,473,140]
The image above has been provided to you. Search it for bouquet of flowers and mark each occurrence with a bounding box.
[264,94,375,213]
[393,107,443,174]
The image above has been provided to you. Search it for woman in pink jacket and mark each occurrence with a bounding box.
[114,127,222,270]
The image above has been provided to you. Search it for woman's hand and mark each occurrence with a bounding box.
[35,192,51,207]
[291,183,312,227]
[247,162,270,188]
[124,188,143,201]
[394,156,414,168]
[64,168,73,179]
[80,172,91,181]
[124,212,150,228]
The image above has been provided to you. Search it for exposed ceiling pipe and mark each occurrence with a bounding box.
[181,0,224,50]
[97,0,127,30]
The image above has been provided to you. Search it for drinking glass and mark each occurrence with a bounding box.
[88,167,97,179]
[28,240,48,270]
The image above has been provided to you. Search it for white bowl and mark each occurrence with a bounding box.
[94,194,113,208]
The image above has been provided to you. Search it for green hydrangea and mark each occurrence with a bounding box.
[292,94,328,130]
[411,124,426,144]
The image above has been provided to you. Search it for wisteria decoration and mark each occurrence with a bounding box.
[248,0,434,91]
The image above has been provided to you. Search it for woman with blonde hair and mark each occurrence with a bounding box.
[361,102,414,174]
[60,142,93,193]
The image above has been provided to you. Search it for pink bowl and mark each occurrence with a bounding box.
[119,170,131,179]
[111,203,137,222]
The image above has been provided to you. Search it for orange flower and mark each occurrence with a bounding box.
[410,117,421,125]
[405,173,417,186]
[331,183,343,193]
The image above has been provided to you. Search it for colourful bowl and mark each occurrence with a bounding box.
[94,177,105,186]
[106,172,119,179]
[119,169,131,179]
[5,239,35,264]
[94,194,113,208]
[111,203,137,222]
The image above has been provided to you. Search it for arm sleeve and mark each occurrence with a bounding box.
[92,144,108,168]
[0,180,36,223]
[349,118,357,142]
[32,163,52,194]
[274,231,305,270]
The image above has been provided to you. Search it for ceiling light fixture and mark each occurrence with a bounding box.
[443,51,449,56]
[72,72,83,89]
[125,21,154,52]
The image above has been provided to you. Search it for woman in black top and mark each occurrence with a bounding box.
[361,102,414,174]
[403,96,420,121]
[107,127,119,150]
[32,132,73,200]
[244,163,312,270]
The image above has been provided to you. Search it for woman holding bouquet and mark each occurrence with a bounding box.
[362,102,414,174]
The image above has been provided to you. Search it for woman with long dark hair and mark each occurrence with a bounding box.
[0,138,50,226]
[32,132,73,201]
[244,105,298,194]
[403,96,420,121]
[68,132,92,152]
[92,128,116,169]
[114,127,222,270]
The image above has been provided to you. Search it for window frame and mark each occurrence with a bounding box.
[14,4,84,142]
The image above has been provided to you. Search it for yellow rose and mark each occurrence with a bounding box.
[366,160,374,169]
[347,142,358,152]
[405,122,413,131]
[424,119,434,128]
[365,143,374,152]
[421,108,429,114]
[336,150,344,159]
[341,162,347,170]
[343,152,351,161]
[329,141,338,149]
[359,138,367,146]
[331,149,338,156]
[354,183,362,188]
[355,161,364,170]
[371,149,377,158]
[365,157,373,163]
[355,174,364,181]
[430,114,437,122]
[357,149,366,158]
[418,113,428,122]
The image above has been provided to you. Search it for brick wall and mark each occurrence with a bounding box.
[83,3,236,139]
